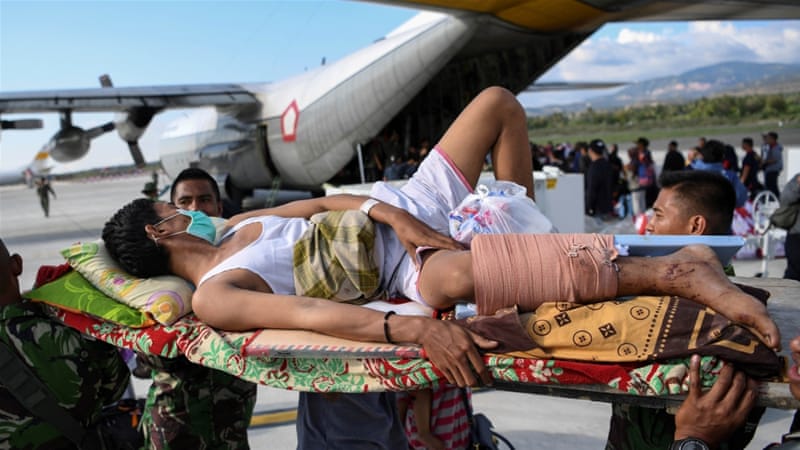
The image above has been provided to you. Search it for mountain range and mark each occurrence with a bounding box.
[526,61,800,116]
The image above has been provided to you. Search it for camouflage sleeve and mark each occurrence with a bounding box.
[1,303,130,425]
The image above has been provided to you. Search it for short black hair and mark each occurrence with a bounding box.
[742,137,754,147]
[102,198,170,278]
[170,168,220,203]
[658,170,735,235]
[588,139,606,155]
[699,139,725,163]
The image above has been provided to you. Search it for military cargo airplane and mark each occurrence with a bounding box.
[1,0,799,202]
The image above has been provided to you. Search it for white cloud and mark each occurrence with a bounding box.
[530,20,800,107]
[727,23,800,62]
[689,21,736,36]
[617,28,663,44]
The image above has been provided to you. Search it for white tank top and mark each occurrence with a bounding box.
[197,216,309,294]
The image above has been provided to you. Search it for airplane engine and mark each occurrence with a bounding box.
[46,126,91,162]
[44,110,116,163]
[114,108,156,143]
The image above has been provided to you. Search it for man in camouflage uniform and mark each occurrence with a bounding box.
[138,356,256,449]
[0,238,130,449]
[137,167,256,449]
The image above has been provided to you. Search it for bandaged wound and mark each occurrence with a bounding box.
[471,233,618,315]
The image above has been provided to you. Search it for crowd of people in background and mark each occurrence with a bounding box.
[528,130,800,291]
[358,127,787,243]
[362,130,432,182]
[528,130,784,223]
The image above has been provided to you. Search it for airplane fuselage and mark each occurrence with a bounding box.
[159,12,476,192]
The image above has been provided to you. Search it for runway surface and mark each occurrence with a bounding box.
[0,173,794,449]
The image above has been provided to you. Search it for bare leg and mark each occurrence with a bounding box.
[418,244,780,349]
[616,245,780,349]
[413,389,445,450]
[396,394,410,426]
[418,250,473,309]
[436,86,534,199]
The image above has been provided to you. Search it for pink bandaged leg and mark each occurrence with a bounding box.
[471,233,619,315]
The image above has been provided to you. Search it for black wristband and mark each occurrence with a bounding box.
[383,311,397,344]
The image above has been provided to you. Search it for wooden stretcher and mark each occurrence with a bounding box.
[40,275,800,410]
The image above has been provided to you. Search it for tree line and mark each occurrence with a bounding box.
[527,92,799,131]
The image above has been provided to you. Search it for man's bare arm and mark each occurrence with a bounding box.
[193,280,496,387]
[226,194,370,225]
[226,194,461,256]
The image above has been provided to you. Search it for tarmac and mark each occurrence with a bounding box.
[0,173,796,449]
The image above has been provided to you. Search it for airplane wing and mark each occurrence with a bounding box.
[0,83,261,168]
[374,1,800,29]
[5,0,797,115]
[0,84,259,113]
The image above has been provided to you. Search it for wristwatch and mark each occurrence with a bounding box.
[670,438,711,450]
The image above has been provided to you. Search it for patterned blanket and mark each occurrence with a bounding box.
[43,304,756,396]
[461,295,781,379]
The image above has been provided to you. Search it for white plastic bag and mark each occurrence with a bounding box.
[448,180,556,245]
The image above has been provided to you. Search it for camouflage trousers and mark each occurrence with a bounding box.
[137,353,257,450]
[606,402,765,450]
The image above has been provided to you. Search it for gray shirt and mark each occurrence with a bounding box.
[763,144,784,173]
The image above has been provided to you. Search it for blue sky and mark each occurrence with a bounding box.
[1,1,799,172]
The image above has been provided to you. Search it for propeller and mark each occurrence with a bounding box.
[0,118,43,144]
[99,73,113,88]
[1,119,44,130]
[58,109,114,139]
[45,110,115,162]
[86,121,116,139]
[45,110,117,163]
[99,73,149,167]
[126,140,146,167]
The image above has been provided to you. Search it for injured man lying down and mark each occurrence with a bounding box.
[100,87,781,388]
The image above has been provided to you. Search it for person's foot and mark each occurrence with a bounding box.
[666,245,781,350]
